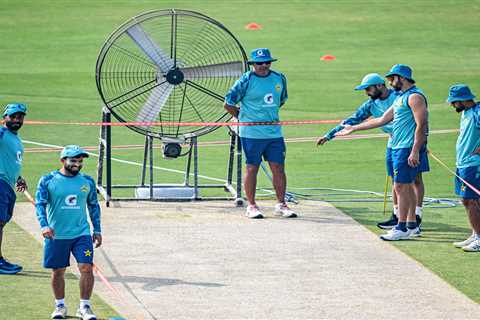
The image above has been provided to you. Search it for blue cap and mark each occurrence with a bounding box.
[354,73,385,90]
[248,48,277,64]
[3,103,27,117]
[60,145,89,159]
[385,64,415,83]
[447,84,476,103]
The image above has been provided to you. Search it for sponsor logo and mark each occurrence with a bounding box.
[256,49,264,57]
[65,194,78,206]
[16,151,22,164]
[264,93,274,104]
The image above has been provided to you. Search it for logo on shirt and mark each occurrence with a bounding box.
[264,93,274,104]
[256,49,265,57]
[275,84,281,92]
[16,151,22,164]
[65,195,78,206]
[80,184,89,193]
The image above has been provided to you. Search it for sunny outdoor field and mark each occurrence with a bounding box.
[1,0,479,318]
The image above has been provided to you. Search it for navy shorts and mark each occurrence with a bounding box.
[0,179,16,223]
[43,235,94,269]
[392,146,429,183]
[240,137,286,165]
[455,166,480,199]
[386,147,429,178]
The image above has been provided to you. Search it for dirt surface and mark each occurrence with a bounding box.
[14,200,480,320]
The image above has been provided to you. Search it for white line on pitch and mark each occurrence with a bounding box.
[22,139,227,183]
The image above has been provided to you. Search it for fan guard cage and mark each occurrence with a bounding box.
[96,9,248,139]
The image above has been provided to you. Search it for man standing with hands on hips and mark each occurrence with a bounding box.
[35,145,102,320]
[224,48,296,219]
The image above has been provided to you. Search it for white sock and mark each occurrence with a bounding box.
[415,206,423,217]
[393,206,399,217]
[55,298,65,307]
[80,299,90,309]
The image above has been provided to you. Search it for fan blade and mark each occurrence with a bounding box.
[136,83,174,128]
[126,24,173,73]
[182,61,244,80]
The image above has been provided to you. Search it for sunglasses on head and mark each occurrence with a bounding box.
[254,61,271,66]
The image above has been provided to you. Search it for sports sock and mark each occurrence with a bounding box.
[55,298,65,307]
[393,206,399,217]
[407,221,417,230]
[415,206,423,217]
[80,299,90,309]
[396,221,407,232]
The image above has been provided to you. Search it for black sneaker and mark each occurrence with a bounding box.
[377,214,398,230]
[416,215,422,227]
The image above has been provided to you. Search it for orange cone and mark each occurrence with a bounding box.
[320,55,336,61]
[245,23,262,30]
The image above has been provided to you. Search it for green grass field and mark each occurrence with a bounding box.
[1,0,479,318]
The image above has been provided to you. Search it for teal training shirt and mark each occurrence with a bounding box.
[456,103,480,168]
[324,89,398,147]
[224,70,288,139]
[0,127,24,189]
[35,171,101,239]
[391,86,428,149]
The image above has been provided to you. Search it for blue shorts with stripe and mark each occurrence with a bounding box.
[0,179,16,223]
[240,137,286,165]
[43,235,94,269]
[455,166,480,199]
[392,146,430,183]
[386,147,429,178]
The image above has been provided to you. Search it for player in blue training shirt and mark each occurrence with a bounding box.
[224,48,296,219]
[317,73,427,230]
[337,64,429,241]
[447,84,480,252]
[35,145,102,320]
[0,103,28,275]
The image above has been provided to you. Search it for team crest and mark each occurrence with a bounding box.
[461,185,466,192]
[80,184,89,193]
[275,84,281,92]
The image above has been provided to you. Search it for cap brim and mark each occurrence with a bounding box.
[247,58,277,64]
[385,72,415,83]
[62,152,89,159]
[354,84,369,90]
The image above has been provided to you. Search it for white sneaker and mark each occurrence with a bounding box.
[245,205,264,219]
[462,239,480,252]
[453,233,476,248]
[76,306,97,320]
[274,203,297,218]
[380,227,410,241]
[51,305,67,319]
[408,227,422,238]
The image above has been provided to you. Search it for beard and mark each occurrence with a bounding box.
[455,106,466,113]
[368,90,382,100]
[64,161,82,176]
[5,121,22,131]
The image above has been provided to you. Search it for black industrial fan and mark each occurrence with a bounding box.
[96,9,248,139]
[95,9,246,205]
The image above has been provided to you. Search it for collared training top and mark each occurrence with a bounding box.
[0,127,24,190]
[35,170,101,239]
[325,89,399,147]
[456,103,480,168]
[225,70,288,139]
